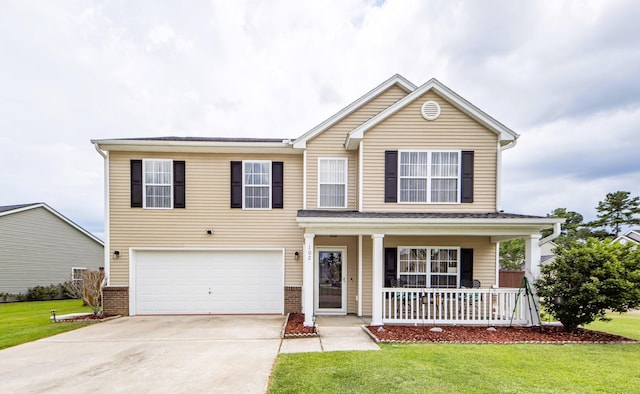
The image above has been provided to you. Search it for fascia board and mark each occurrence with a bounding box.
[296,216,562,226]
[0,203,41,217]
[345,78,519,150]
[293,74,416,149]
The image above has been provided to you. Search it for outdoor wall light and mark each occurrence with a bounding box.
[113,250,120,258]
[294,251,300,261]
[206,229,214,235]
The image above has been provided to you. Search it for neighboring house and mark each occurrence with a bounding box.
[611,229,640,246]
[540,241,558,265]
[92,75,563,326]
[0,203,104,295]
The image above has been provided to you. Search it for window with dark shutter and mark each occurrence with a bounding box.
[230,161,242,208]
[173,161,186,208]
[130,160,143,208]
[384,248,397,287]
[460,248,474,286]
[461,151,474,203]
[272,161,283,209]
[384,151,398,203]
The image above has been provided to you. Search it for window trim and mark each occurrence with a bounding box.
[397,246,460,288]
[317,157,348,208]
[397,150,461,204]
[142,159,174,210]
[72,267,87,282]
[242,160,272,210]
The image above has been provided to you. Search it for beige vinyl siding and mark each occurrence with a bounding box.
[0,208,103,294]
[362,90,498,212]
[306,84,408,210]
[360,235,495,316]
[314,236,358,313]
[108,151,304,287]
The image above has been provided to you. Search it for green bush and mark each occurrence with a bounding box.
[26,284,65,301]
[536,239,640,331]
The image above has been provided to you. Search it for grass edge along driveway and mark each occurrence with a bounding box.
[269,313,640,394]
[0,299,93,350]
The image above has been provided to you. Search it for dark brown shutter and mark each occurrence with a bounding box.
[384,248,397,287]
[230,161,243,208]
[272,161,283,209]
[173,161,186,208]
[384,151,398,203]
[131,160,143,208]
[460,248,474,287]
[461,151,474,203]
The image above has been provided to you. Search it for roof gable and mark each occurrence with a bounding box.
[344,78,519,150]
[0,203,104,246]
[292,74,416,149]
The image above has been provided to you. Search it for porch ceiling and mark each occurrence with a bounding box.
[296,210,563,239]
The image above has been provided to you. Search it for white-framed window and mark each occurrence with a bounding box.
[318,158,348,208]
[143,159,173,209]
[398,151,460,203]
[243,161,271,209]
[72,267,86,282]
[398,247,459,288]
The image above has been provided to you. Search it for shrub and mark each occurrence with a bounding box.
[26,284,64,301]
[536,239,640,331]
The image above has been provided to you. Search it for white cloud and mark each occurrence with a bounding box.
[0,0,639,236]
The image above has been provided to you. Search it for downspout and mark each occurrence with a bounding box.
[93,142,110,288]
[539,222,562,246]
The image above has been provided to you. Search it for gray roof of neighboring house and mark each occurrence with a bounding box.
[626,230,640,242]
[297,210,546,219]
[0,203,40,214]
[540,255,556,264]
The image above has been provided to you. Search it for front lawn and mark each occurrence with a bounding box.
[584,311,640,340]
[270,314,640,393]
[0,299,93,350]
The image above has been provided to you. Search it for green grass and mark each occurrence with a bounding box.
[585,311,640,340]
[0,300,93,350]
[270,313,640,394]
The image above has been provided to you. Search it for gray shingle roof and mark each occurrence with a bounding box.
[297,210,546,219]
[107,136,289,143]
[0,203,39,214]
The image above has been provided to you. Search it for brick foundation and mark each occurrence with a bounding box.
[102,286,129,316]
[284,286,302,313]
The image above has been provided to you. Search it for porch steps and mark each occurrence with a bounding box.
[279,315,380,354]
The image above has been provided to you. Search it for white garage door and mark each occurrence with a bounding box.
[132,250,283,315]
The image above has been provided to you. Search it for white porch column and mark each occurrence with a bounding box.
[371,234,384,326]
[524,234,542,281]
[303,233,315,327]
[524,234,542,326]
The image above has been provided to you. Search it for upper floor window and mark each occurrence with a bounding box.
[399,151,459,203]
[144,159,173,208]
[243,161,271,209]
[318,158,347,208]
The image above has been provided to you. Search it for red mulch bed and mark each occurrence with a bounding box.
[367,325,638,344]
[284,313,317,337]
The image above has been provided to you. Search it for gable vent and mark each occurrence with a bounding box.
[421,100,441,120]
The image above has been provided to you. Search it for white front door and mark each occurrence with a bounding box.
[315,247,347,314]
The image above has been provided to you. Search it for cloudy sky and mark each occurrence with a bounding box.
[1,0,639,239]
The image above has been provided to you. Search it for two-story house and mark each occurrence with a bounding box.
[92,75,562,327]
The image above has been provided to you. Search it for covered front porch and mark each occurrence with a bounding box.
[297,210,562,327]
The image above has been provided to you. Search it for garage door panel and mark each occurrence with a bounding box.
[134,250,283,315]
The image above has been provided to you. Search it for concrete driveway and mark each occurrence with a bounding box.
[0,315,284,394]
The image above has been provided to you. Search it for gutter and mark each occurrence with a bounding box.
[500,138,518,151]
[539,222,562,246]
[93,142,107,158]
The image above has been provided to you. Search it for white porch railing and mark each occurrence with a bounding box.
[382,287,530,325]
